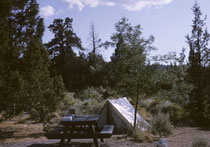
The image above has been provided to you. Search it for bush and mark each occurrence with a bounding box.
[127,128,153,143]
[82,99,105,115]
[58,88,108,116]
[59,92,80,116]
[138,108,151,121]
[191,138,208,147]
[72,87,110,115]
[133,130,152,143]
[161,104,185,125]
[99,87,119,99]
[151,112,173,137]
[70,98,105,115]
[149,100,185,125]
[75,87,103,100]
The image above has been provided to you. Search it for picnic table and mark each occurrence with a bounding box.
[45,115,114,147]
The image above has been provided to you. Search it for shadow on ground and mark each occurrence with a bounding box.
[0,130,16,140]
[0,129,43,141]
[198,127,210,131]
[27,142,110,147]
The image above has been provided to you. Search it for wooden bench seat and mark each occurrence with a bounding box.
[97,125,114,138]
[45,125,114,140]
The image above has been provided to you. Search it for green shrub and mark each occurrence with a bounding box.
[138,108,151,121]
[71,98,105,115]
[151,112,173,137]
[75,87,103,100]
[191,138,208,147]
[99,87,119,99]
[149,99,162,115]
[59,92,81,116]
[161,104,185,125]
[127,128,152,143]
[149,100,185,125]
[72,87,108,115]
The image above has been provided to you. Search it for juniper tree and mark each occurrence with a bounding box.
[186,2,210,123]
[22,37,65,123]
[0,0,65,124]
[0,0,26,117]
[18,0,65,123]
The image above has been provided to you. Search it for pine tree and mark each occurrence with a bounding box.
[46,17,83,91]
[89,23,101,55]
[87,53,106,87]
[186,2,210,123]
[87,23,106,87]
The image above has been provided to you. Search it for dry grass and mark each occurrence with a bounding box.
[0,115,45,143]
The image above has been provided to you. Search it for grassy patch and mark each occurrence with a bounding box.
[191,138,209,147]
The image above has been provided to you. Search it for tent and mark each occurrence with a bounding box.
[97,97,150,134]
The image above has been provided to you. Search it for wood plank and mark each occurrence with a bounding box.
[45,125,114,140]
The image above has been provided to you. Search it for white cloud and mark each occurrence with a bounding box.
[123,0,173,11]
[62,0,173,11]
[100,1,115,6]
[40,6,55,17]
[63,0,99,11]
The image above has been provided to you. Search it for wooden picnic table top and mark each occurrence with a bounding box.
[60,115,101,126]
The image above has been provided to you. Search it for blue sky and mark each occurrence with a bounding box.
[37,0,210,61]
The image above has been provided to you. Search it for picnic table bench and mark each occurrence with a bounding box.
[45,115,114,147]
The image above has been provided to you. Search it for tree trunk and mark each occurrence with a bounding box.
[134,80,139,130]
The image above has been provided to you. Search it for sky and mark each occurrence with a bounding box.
[37,0,210,61]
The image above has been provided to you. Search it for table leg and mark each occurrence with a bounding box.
[100,138,104,142]
[90,124,99,147]
[60,126,68,146]
[93,137,98,147]
[59,138,64,147]
[95,122,104,142]
[67,125,75,142]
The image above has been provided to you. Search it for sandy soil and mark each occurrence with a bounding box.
[1,120,210,147]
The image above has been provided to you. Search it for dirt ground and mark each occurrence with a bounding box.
[1,120,210,147]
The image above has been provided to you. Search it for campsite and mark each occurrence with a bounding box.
[0,0,210,146]
[1,93,210,147]
[1,94,210,147]
[1,121,210,147]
